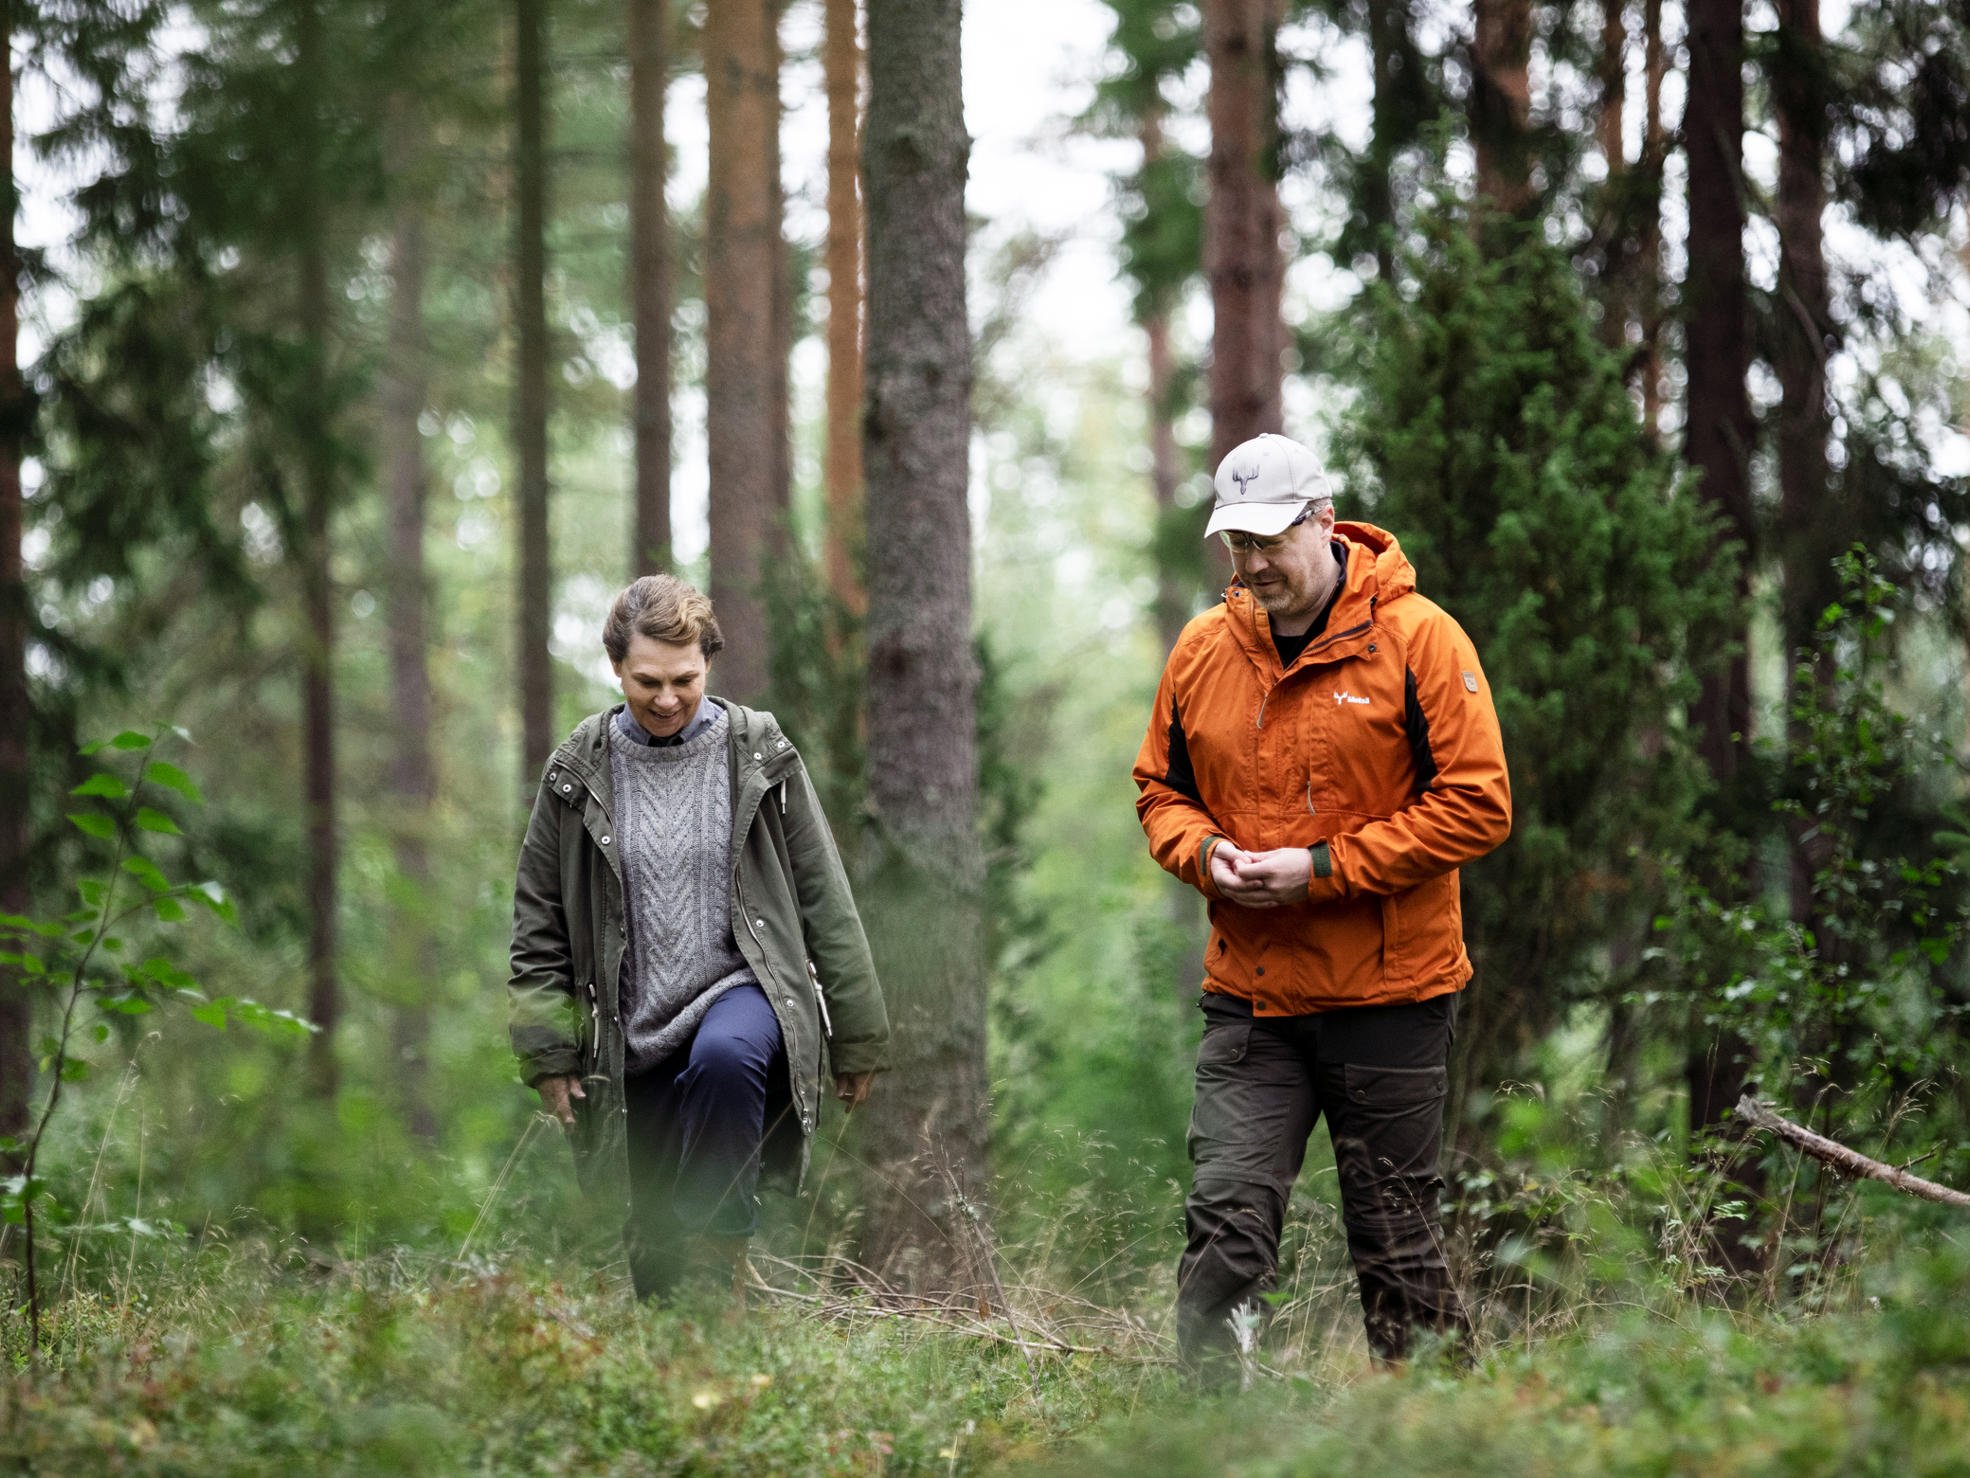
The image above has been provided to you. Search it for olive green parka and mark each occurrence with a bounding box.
[507,699,889,1213]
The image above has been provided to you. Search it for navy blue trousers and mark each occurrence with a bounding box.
[622,984,788,1294]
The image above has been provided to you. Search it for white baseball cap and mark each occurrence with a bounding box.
[1205,433,1333,539]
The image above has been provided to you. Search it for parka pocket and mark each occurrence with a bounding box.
[1380,871,1460,983]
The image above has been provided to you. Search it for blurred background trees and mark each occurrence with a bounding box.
[2,0,1968,1307]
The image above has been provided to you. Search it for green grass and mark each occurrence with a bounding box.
[8,1236,1970,1474]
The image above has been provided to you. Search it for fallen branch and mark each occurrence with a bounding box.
[1735,1095,1970,1210]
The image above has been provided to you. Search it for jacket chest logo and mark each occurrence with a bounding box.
[1332,690,1370,707]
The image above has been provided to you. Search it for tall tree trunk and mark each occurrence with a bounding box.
[1595,0,1629,352]
[295,0,340,1100]
[1472,0,1533,214]
[1364,0,1404,281]
[705,0,786,702]
[0,12,31,1170]
[515,0,554,786]
[629,0,673,574]
[1637,0,1666,435]
[823,0,866,617]
[1683,0,1760,1271]
[383,109,438,1142]
[1773,0,1833,681]
[1204,0,1285,470]
[860,0,986,1297]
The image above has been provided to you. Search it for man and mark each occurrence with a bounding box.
[1133,432,1511,1375]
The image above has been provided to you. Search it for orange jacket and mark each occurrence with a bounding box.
[1134,523,1511,1014]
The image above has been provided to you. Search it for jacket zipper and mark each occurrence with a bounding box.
[1255,619,1376,730]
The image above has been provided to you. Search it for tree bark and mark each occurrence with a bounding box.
[0,10,31,1170]
[1682,0,1760,1272]
[1472,0,1533,214]
[1774,0,1835,928]
[515,0,553,786]
[1594,0,1629,353]
[1204,0,1285,469]
[861,0,988,1297]
[1637,0,1666,435]
[705,0,786,702]
[1684,0,1752,793]
[823,0,866,617]
[294,0,341,1100]
[383,107,438,1142]
[629,0,673,574]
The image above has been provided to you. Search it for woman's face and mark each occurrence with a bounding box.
[613,633,709,740]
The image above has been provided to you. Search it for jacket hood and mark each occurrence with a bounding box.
[1223,521,1417,665]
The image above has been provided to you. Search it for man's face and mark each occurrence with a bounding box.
[613,633,708,740]
[1227,504,1338,625]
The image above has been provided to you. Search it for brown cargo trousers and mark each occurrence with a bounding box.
[1176,990,1469,1375]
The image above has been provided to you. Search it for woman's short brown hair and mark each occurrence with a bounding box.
[603,574,724,664]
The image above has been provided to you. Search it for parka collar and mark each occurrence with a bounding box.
[1222,522,1416,675]
[544,698,800,803]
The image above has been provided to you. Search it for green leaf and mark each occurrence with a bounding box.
[68,811,116,841]
[189,999,227,1030]
[152,896,187,924]
[109,731,153,751]
[121,857,171,893]
[147,762,204,805]
[71,773,130,800]
[92,1023,110,1043]
[0,951,46,976]
[133,808,181,836]
[139,956,196,991]
[59,1057,91,1083]
[0,914,68,939]
[77,878,107,909]
[192,881,238,925]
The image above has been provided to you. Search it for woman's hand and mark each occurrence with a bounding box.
[834,1071,875,1114]
[536,1074,586,1128]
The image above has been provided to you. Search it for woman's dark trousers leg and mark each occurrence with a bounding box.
[623,984,787,1298]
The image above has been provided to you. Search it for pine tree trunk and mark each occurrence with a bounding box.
[1204,0,1285,468]
[297,0,340,1100]
[515,0,554,785]
[1683,0,1761,1272]
[1637,0,1666,435]
[823,0,866,617]
[629,0,673,574]
[1595,0,1629,351]
[1684,0,1752,791]
[383,109,439,1142]
[705,0,786,702]
[1364,0,1402,281]
[0,22,31,1170]
[860,0,988,1297]
[1472,0,1533,214]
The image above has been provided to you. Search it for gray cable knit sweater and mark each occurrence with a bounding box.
[609,704,759,1073]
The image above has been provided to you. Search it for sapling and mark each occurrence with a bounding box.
[0,726,313,1356]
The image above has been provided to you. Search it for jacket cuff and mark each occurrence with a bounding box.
[828,1039,889,1076]
[520,1046,580,1087]
[1305,840,1345,904]
[1198,836,1226,899]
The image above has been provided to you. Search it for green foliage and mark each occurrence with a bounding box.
[1330,192,1737,1091]
[3,728,308,1351]
[1649,553,1970,1169]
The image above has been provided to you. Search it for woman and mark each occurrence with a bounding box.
[508,574,889,1298]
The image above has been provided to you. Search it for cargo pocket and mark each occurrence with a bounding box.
[1196,993,1251,1068]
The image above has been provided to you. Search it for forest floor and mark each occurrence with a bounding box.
[5,1236,1970,1474]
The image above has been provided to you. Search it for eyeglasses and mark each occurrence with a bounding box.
[1219,504,1318,557]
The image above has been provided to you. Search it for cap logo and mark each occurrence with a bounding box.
[1229,464,1261,498]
